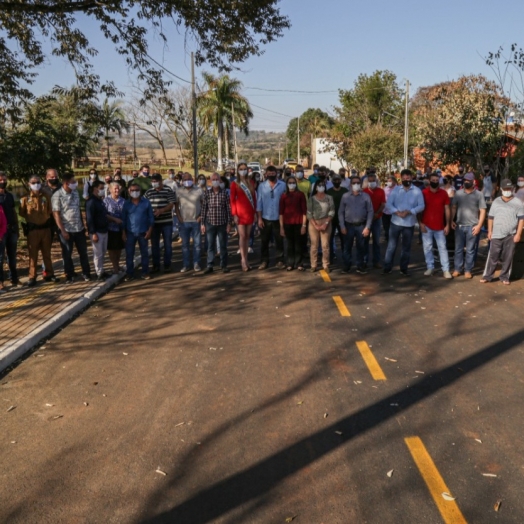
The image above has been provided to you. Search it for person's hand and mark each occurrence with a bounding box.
[153,209,161,217]
[226,224,231,234]
[234,216,239,225]
[201,225,206,235]
[444,225,450,236]
[92,233,99,243]
[197,216,201,223]
[487,231,492,241]
[363,227,370,237]
[61,230,69,241]
[280,227,285,238]
[419,223,427,234]
[301,225,307,235]
[144,230,152,240]
[258,217,264,229]
[472,224,481,236]
[115,218,123,225]
[341,228,347,235]
[514,233,521,243]
[374,213,380,220]
[451,221,457,230]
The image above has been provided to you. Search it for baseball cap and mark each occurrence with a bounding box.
[464,172,475,181]
[500,179,513,189]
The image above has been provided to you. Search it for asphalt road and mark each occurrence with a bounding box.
[1,243,523,523]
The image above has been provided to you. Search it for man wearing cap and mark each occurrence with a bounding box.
[480,179,524,285]
[451,172,486,279]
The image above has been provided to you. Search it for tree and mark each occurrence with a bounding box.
[197,73,253,170]
[98,99,129,165]
[412,75,509,172]
[0,1,290,120]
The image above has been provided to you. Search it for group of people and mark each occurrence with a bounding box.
[0,160,523,294]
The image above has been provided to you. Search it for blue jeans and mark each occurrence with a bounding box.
[454,225,478,273]
[384,223,414,272]
[206,223,228,268]
[151,223,173,268]
[58,230,91,278]
[363,217,382,265]
[179,221,201,268]
[0,230,18,283]
[422,227,449,272]
[342,223,366,270]
[125,231,149,276]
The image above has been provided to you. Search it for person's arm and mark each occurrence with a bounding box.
[327,196,335,219]
[279,194,286,236]
[145,201,154,240]
[386,189,399,214]
[515,218,524,243]
[451,203,458,229]
[473,194,487,236]
[376,190,386,217]
[364,196,373,232]
[51,193,69,240]
[412,190,425,215]
[230,182,238,219]
[338,196,347,234]
[487,216,494,241]
[444,204,451,235]
[256,185,264,229]
[19,197,27,220]
[85,200,96,235]
[121,204,128,242]
[201,192,208,233]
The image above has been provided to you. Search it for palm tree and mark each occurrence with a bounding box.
[197,73,253,171]
[98,99,129,165]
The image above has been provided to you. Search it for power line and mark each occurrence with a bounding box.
[246,87,337,93]
[250,103,295,118]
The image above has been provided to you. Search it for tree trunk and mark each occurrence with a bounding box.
[224,124,230,162]
[217,119,223,171]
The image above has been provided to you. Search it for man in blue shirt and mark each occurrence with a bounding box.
[122,182,154,281]
[383,169,425,276]
[257,165,287,269]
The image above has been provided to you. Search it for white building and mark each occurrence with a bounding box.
[313,138,346,171]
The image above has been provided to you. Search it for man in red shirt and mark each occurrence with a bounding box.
[420,172,452,278]
[363,172,386,268]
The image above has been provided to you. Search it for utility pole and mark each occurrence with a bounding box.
[191,52,199,179]
[232,102,238,170]
[278,141,281,164]
[297,116,300,164]
[133,122,137,168]
[404,80,410,169]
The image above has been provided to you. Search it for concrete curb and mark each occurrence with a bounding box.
[0,246,151,373]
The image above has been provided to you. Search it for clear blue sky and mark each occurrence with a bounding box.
[32,0,524,132]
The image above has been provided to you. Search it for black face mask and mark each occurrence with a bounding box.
[333,181,341,188]
[458,170,464,175]
[319,174,326,180]
[267,175,277,181]
[402,180,411,187]
[464,182,473,189]
[484,169,490,173]
[430,181,439,189]
[49,179,59,186]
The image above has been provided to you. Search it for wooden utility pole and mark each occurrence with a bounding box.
[191,52,199,178]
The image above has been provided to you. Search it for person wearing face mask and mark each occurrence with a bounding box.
[145,174,176,273]
[0,172,20,288]
[101,175,112,198]
[83,169,99,200]
[515,175,524,203]
[419,173,453,279]
[86,181,110,281]
[454,166,465,191]
[131,164,152,195]
[43,168,61,197]
[480,179,524,285]
[362,173,386,269]
[295,167,311,202]
[383,169,425,276]
[165,169,177,191]
[122,182,154,281]
[451,172,487,279]
[231,163,257,271]
[19,175,58,287]
[338,176,373,275]
[104,182,126,275]
[279,176,307,271]
[257,165,287,270]
[327,174,348,264]
[201,172,232,274]
[308,164,320,186]
[197,174,208,190]
[307,180,335,272]
[311,167,333,194]
[176,173,204,273]
[382,175,397,243]
[52,173,92,283]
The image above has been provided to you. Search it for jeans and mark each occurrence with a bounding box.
[151,223,173,268]
[330,221,345,263]
[454,225,478,273]
[206,223,228,268]
[363,217,382,266]
[125,231,149,276]
[59,230,91,278]
[284,224,304,268]
[179,221,201,268]
[90,232,108,276]
[342,223,366,270]
[382,214,392,243]
[384,223,414,272]
[260,219,284,264]
[422,227,449,272]
[0,230,18,283]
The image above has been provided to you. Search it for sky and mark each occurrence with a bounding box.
[29,0,524,133]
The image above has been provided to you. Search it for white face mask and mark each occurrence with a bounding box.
[288,183,296,191]
[352,184,361,192]
[386,181,393,188]
[183,180,193,188]
[296,172,304,179]
[152,182,160,189]
[316,185,325,193]
[68,182,78,190]
[518,181,524,188]
[198,179,206,186]
[89,174,96,179]
[130,190,141,199]
[211,180,220,188]
[502,190,513,198]
[219,182,225,190]
[368,182,377,189]
[169,174,175,180]
[30,183,41,191]
[239,170,247,176]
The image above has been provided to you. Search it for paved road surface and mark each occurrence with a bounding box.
[1,244,523,523]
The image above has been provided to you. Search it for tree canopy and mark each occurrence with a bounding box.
[286,108,334,160]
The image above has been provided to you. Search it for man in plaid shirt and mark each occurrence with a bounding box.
[201,172,232,274]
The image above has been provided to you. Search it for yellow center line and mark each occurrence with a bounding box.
[0,285,52,319]
[320,269,331,282]
[355,341,386,380]
[405,436,467,524]
[332,296,350,317]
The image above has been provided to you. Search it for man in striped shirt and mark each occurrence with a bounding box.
[145,174,177,273]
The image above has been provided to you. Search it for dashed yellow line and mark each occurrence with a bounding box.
[405,437,467,524]
[355,341,386,380]
[320,270,331,282]
[333,296,350,317]
[0,285,51,319]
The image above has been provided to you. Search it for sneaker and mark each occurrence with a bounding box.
[180,267,190,273]
[11,279,20,287]
[194,264,202,272]
[222,267,230,274]
[141,274,151,280]
[310,267,317,272]
[124,274,134,282]
[26,278,37,287]
[424,269,434,276]
[82,274,91,282]
[443,271,453,279]
[65,277,74,284]
[356,267,367,275]
[44,275,60,283]
[399,269,409,277]
[248,247,254,254]
[464,272,473,279]
[236,249,241,254]
[452,271,461,278]
[258,262,268,270]
[96,274,106,282]
[276,261,286,270]
[203,267,214,275]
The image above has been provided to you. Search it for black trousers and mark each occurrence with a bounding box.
[284,224,304,268]
[260,219,284,264]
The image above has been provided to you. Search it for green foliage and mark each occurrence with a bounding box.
[0,0,290,119]
[347,127,403,172]
[286,108,334,158]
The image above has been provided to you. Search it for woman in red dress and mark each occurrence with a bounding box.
[230,162,257,271]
